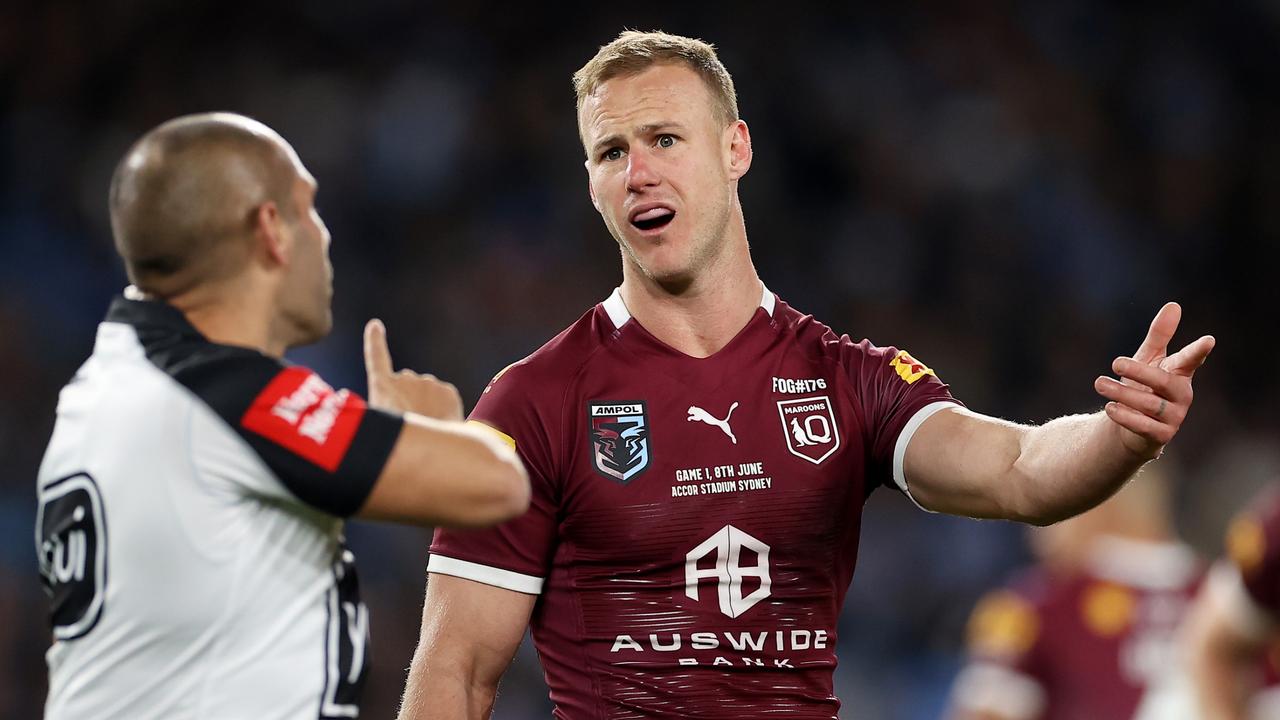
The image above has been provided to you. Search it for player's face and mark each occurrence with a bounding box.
[277,163,333,348]
[581,64,742,288]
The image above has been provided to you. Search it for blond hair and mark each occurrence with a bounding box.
[573,30,739,141]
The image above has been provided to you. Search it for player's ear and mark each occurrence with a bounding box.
[726,120,752,180]
[586,163,602,213]
[252,201,290,266]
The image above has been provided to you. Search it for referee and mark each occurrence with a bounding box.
[35,113,528,719]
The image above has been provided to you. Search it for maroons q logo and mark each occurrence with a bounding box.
[588,401,651,484]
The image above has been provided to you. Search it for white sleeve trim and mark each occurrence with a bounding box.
[950,662,1046,720]
[891,401,959,511]
[427,554,544,595]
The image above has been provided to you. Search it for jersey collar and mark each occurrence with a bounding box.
[602,282,776,331]
[105,289,204,340]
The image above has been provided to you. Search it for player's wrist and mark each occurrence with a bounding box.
[1109,417,1163,462]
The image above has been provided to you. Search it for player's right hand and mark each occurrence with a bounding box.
[363,319,464,421]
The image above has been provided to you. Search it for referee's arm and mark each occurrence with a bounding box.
[356,318,530,527]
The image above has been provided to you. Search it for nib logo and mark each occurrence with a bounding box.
[685,525,771,618]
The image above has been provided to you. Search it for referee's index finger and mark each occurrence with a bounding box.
[363,319,393,378]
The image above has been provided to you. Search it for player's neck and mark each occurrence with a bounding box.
[162,279,283,358]
[620,246,763,359]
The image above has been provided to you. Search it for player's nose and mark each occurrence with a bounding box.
[625,149,660,192]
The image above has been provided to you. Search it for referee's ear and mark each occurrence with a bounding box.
[252,200,290,268]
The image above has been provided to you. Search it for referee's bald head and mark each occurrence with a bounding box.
[109,112,301,297]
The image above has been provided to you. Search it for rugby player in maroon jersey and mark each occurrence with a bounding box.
[396,31,1215,719]
[1185,485,1280,719]
[947,468,1202,720]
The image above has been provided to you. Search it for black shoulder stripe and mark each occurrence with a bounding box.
[108,298,402,516]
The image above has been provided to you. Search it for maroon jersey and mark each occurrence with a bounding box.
[952,538,1201,720]
[1228,485,1280,619]
[429,286,959,718]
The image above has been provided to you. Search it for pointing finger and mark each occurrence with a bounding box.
[1133,302,1181,364]
[363,318,394,379]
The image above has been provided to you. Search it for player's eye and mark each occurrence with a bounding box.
[602,147,624,162]
[656,134,677,149]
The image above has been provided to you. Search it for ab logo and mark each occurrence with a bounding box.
[685,525,771,619]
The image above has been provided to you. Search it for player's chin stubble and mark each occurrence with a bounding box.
[609,197,732,294]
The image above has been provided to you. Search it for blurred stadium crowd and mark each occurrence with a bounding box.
[3,1,1279,717]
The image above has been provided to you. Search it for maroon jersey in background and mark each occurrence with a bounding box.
[1223,485,1280,716]
[952,538,1201,720]
[430,286,959,719]
[1228,485,1280,617]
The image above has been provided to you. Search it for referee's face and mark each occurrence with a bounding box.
[277,165,333,348]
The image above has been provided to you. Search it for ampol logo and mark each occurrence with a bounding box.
[587,401,651,484]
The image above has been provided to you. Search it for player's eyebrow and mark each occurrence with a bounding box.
[590,122,685,156]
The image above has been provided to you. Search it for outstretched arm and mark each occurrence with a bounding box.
[903,303,1213,524]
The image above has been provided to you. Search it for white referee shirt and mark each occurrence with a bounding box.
[36,296,403,719]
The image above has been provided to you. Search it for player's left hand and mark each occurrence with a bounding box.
[1093,302,1215,459]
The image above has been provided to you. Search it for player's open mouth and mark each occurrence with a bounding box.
[629,206,676,233]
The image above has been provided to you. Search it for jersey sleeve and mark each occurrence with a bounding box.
[838,336,961,495]
[950,586,1048,720]
[175,348,403,517]
[428,362,560,595]
[1226,486,1280,623]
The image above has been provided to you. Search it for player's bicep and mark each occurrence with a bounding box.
[400,573,536,719]
[423,573,534,671]
[902,406,1027,518]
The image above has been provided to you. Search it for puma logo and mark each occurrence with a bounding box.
[687,402,739,444]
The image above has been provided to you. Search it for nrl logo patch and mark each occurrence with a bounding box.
[588,401,652,484]
[777,395,841,465]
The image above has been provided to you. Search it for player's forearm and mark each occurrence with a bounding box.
[1004,411,1148,525]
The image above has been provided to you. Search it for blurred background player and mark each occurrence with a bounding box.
[33,113,528,719]
[399,31,1212,719]
[947,465,1201,720]
[1184,484,1280,720]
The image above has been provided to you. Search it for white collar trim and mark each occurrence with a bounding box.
[1086,536,1199,591]
[759,282,776,316]
[602,282,775,331]
[602,288,631,329]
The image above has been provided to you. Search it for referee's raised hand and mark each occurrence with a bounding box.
[363,319,463,421]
